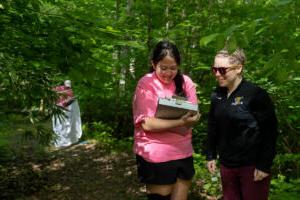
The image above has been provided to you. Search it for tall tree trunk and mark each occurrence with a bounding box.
[114,0,134,137]
[165,0,170,37]
[119,0,133,94]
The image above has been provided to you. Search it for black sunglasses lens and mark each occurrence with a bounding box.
[219,68,226,75]
[212,67,226,75]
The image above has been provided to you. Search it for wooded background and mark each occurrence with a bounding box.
[0,0,299,199]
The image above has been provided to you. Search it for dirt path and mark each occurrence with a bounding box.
[32,143,148,200]
[0,141,207,200]
[1,142,146,200]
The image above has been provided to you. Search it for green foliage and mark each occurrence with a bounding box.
[193,153,222,198]
[1,0,300,197]
[270,174,300,200]
[2,0,297,147]
[0,136,14,162]
[84,121,133,152]
[0,114,52,164]
[273,153,300,179]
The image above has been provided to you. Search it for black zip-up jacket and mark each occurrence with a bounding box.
[207,80,278,173]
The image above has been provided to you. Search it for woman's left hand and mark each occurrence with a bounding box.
[181,111,201,126]
[254,169,269,181]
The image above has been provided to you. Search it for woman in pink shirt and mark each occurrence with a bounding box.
[133,41,200,200]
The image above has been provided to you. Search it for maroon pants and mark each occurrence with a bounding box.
[220,165,271,200]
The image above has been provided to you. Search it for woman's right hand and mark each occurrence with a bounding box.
[207,160,216,174]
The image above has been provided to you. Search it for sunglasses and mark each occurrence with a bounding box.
[211,65,239,75]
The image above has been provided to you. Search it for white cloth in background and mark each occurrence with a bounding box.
[52,100,82,147]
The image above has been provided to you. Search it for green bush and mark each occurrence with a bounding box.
[85,121,133,152]
[193,153,222,199]
[270,174,300,200]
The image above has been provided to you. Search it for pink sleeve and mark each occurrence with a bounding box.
[183,75,198,104]
[132,84,158,127]
[53,85,64,92]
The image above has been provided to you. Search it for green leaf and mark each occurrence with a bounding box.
[255,26,268,35]
[31,0,41,11]
[266,0,293,6]
[224,24,240,37]
[191,65,211,71]
[293,77,300,81]
[199,33,220,47]
[97,26,121,36]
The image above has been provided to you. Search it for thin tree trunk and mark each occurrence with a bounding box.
[165,0,170,37]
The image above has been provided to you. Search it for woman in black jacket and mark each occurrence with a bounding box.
[206,48,278,200]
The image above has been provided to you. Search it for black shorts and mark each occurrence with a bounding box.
[136,155,195,185]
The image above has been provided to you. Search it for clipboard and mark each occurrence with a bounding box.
[155,97,198,119]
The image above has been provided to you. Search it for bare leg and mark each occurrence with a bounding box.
[147,184,174,196]
[171,178,191,200]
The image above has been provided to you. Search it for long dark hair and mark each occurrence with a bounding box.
[150,40,186,97]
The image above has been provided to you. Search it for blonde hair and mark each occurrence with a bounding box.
[215,48,246,66]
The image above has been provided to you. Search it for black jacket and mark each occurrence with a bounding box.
[207,79,278,173]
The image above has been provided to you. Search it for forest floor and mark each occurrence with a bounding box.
[1,141,146,200]
[0,140,207,200]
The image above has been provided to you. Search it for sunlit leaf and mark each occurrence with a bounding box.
[199,33,220,47]
[293,77,300,81]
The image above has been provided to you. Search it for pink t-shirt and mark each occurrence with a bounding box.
[53,85,74,107]
[132,72,198,163]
